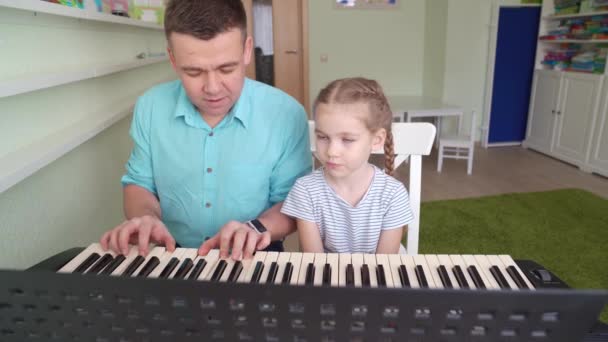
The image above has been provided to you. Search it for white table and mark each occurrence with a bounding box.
[388,96,464,144]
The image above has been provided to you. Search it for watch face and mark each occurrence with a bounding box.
[250,219,267,233]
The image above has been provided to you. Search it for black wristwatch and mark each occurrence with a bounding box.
[246,219,267,234]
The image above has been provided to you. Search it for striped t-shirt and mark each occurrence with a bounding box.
[281,165,414,253]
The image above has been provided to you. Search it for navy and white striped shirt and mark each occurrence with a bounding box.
[281,165,414,253]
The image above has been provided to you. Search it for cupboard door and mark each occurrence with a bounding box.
[524,70,561,154]
[552,73,602,165]
[589,82,608,177]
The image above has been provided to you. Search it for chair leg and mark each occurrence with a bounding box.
[467,146,474,175]
[437,145,443,172]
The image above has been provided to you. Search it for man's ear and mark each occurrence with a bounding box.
[167,45,178,72]
[372,128,387,150]
[243,36,253,66]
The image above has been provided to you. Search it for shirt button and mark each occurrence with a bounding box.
[209,132,214,137]
[207,167,213,173]
[205,202,211,208]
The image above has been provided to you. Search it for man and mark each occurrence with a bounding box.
[100,0,311,260]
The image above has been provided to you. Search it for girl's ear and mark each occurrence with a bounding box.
[372,128,387,150]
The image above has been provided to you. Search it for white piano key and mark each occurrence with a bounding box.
[423,255,444,289]
[109,246,139,276]
[197,249,220,281]
[413,254,436,288]
[474,255,502,290]
[162,248,186,279]
[258,251,279,284]
[449,254,477,289]
[59,243,105,273]
[338,253,351,287]
[218,257,237,282]
[236,258,254,283]
[288,252,303,286]
[486,255,518,290]
[313,253,327,286]
[147,249,174,279]
[400,255,420,288]
[133,246,166,277]
[351,253,364,287]
[297,253,316,286]
[326,253,340,287]
[375,254,394,287]
[273,252,291,285]
[363,254,378,287]
[436,254,460,289]
[241,251,267,283]
[388,254,404,288]
[498,254,536,290]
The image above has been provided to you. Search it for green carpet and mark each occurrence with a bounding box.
[408,189,608,322]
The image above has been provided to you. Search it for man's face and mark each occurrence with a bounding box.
[168,29,252,126]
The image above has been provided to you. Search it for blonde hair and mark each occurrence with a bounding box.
[313,77,395,175]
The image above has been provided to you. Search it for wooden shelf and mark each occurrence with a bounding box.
[543,10,608,20]
[0,56,168,98]
[0,0,163,30]
[0,95,133,194]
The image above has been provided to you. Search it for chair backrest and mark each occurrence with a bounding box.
[308,121,436,255]
[468,110,477,144]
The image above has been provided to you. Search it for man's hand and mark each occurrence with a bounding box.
[198,220,271,260]
[100,215,176,256]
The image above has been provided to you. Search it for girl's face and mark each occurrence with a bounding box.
[314,102,386,180]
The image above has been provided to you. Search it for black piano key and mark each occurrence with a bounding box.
[507,265,530,289]
[398,265,410,287]
[100,255,126,275]
[228,261,243,282]
[346,264,355,287]
[361,265,371,287]
[305,263,315,285]
[490,266,511,289]
[122,255,145,277]
[415,265,429,288]
[74,253,101,273]
[452,265,469,289]
[250,261,264,283]
[266,262,279,283]
[438,265,453,289]
[173,258,194,279]
[282,262,293,284]
[376,265,387,287]
[210,260,228,282]
[188,259,208,280]
[87,254,114,274]
[137,256,160,278]
[322,263,331,286]
[159,257,180,279]
[467,265,486,289]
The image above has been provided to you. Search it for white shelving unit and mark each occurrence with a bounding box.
[0,0,163,30]
[0,56,168,98]
[0,1,171,194]
[523,0,608,177]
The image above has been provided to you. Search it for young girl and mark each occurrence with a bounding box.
[281,77,413,254]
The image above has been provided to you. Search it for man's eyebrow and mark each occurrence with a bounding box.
[181,62,239,72]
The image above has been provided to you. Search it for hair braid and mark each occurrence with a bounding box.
[384,130,395,176]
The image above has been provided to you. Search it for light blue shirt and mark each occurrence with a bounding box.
[121,78,312,247]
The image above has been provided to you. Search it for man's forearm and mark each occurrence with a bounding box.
[257,202,296,241]
[123,184,162,220]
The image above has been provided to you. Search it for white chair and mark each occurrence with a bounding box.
[308,120,436,255]
[437,110,476,175]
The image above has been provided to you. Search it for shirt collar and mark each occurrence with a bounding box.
[173,79,252,130]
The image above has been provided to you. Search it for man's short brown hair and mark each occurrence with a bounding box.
[164,0,247,42]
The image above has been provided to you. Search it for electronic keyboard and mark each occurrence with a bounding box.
[0,243,605,342]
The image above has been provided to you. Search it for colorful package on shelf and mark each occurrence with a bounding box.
[128,0,165,24]
[43,0,84,8]
[101,0,129,15]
